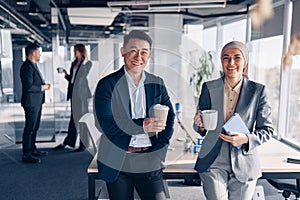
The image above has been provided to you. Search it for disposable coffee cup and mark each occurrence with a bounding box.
[57,67,64,73]
[202,109,218,130]
[152,104,169,124]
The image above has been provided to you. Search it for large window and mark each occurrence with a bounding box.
[286,56,300,143]
[202,26,217,53]
[222,19,247,44]
[250,35,283,135]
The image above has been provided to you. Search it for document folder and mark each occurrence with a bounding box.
[223,113,250,149]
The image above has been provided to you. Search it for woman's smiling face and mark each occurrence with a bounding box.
[221,48,246,80]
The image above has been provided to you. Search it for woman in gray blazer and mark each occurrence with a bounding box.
[193,41,274,200]
[54,44,92,151]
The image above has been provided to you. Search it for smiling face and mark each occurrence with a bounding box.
[221,48,246,81]
[121,38,151,75]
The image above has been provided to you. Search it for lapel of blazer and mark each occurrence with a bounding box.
[144,72,155,116]
[115,68,155,118]
[209,77,225,125]
[234,77,254,117]
[29,61,44,84]
[74,60,84,79]
[71,59,84,81]
[144,72,158,139]
[195,78,225,169]
[114,67,132,117]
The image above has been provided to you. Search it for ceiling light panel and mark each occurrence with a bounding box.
[67,8,120,26]
[107,0,227,12]
[107,0,226,6]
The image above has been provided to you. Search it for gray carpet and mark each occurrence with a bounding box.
[0,145,93,200]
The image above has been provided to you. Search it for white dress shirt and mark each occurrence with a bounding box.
[124,68,152,148]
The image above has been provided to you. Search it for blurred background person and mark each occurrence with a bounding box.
[54,43,92,152]
[20,43,51,164]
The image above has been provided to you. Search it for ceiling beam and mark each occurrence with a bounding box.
[0,0,51,44]
[118,9,248,19]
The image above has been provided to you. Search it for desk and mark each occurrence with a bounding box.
[88,138,300,200]
[258,138,300,179]
[164,138,300,179]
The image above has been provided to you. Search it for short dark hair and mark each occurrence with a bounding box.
[25,43,40,57]
[123,30,152,49]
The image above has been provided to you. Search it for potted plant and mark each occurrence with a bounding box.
[189,53,215,98]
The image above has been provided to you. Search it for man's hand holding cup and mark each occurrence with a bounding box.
[143,118,166,133]
[144,104,169,133]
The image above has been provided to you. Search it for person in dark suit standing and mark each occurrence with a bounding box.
[20,43,51,163]
[54,44,92,152]
[94,30,175,200]
[193,41,274,199]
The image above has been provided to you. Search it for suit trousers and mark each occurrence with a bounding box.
[22,105,42,155]
[106,169,166,200]
[63,109,77,147]
[199,168,257,200]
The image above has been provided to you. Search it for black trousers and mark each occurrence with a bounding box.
[22,106,42,155]
[106,169,166,200]
[63,109,77,147]
[63,98,87,148]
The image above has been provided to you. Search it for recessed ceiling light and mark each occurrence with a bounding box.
[29,12,38,16]
[108,26,114,30]
[29,2,38,16]
[118,23,126,27]
[16,0,28,6]
[104,31,111,34]
[40,23,48,27]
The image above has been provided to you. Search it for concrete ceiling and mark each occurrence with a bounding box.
[0,0,255,49]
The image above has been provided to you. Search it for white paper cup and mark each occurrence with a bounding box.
[202,109,218,130]
[152,104,169,124]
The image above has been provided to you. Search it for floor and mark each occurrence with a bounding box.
[0,102,295,200]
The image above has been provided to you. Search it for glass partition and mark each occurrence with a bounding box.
[250,35,283,135]
[286,55,300,143]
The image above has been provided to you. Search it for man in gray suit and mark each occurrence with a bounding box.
[193,41,273,200]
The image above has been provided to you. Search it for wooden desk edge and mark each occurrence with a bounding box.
[88,157,300,179]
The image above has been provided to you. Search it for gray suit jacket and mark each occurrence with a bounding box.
[194,76,273,182]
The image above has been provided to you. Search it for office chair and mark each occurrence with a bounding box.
[267,179,300,199]
[78,113,102,155]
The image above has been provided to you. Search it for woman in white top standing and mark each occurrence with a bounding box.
[55,43,92,152]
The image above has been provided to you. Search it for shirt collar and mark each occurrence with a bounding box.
[224,78,243,94]
[124,68,145,88]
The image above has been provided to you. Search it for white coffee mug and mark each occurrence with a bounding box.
[202,109,218,130]
[57,67,64,73]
